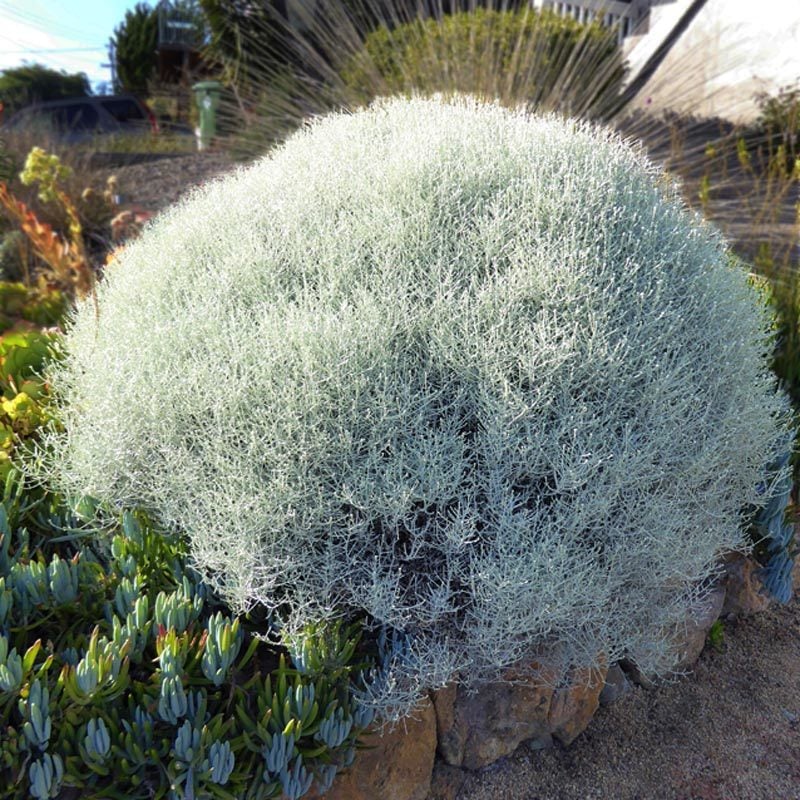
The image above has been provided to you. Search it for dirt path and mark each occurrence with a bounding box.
[456,598,800,800]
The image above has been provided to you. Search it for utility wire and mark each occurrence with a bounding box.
[0,1,112,46]
[1,47,107,54]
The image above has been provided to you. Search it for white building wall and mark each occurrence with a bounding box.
[625,0,800,122]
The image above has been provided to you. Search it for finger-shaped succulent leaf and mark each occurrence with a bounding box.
[172,719,202,765]
[186,690,209,727]
[131,594,150,632]
[0,579,12,626]
[280,756,313,800]
[263,731,295,776]
[201,612,242,687]
[28,753,63,800]
[111,615,131,648]
[153,582,202,634]
[121,511,141,541]
[157,630,186,677]
[341,745,356,768]
[59,647,79,666]
[314,763,338,794]
[110,534,128,563]
[0,513,11,573]
[20,679,51,748]
[68,631,127,700]
[11,560,48,608]
[74,656,100,696]
[207,739,235,785]
[84,717,111,761]
[47,554,79,605]
[286,620,361,677]
[22,638,43,673]
[114,575,142,618]
[0,645,23,692]
[283,680,317,730]
[121,705,155,753]
[351,698,375,731]
[158,674,188,724]
[315,707,353,749]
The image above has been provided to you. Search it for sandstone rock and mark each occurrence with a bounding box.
[599,663,631,706]
[547,663,608,746]
[670,586,726,672]
[433,665,555,770]
[317,697,437,800]
[722,555,771,616]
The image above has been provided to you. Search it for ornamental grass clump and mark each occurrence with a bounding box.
[39,97,792,716]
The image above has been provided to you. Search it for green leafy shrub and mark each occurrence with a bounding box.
[38,97,793,716]
[754,83,800,172]
[340,7,625,118]
[0,283,65,332]
[0,328,61,481]
[0,139,15,185]
[690,112,800,428]
[0,232,27,283]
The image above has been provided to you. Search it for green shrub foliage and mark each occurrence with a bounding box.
[40,97,792,713]
[755,83,800,173]
[341,7,625,118]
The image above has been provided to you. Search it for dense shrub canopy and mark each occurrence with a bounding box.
[340,7,625,118]
[0,64,90,115]
[41,97,790,713]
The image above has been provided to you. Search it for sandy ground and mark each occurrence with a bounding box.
[455,597,800,800]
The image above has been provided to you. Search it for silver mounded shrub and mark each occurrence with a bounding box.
[39,97,792,716]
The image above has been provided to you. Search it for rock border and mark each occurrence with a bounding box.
[317,553,799,800]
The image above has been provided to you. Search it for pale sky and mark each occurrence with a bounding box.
[0,0,136,89]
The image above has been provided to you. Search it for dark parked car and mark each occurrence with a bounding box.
[2,94,161,143]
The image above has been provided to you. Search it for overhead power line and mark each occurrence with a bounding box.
[1,47,107,55]
[0,1,111,47]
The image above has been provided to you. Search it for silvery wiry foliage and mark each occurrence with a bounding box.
[39,97,791,717]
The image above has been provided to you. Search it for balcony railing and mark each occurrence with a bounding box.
[532,0,649,44]
[157,1,204,49]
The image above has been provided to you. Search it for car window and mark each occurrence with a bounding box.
[100,98,145,123]
[50,103,100,132]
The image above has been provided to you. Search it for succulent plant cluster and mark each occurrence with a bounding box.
[751,442,797,603]
[0,478,375,800]
[0,284,65,335]
[0,329,60,482]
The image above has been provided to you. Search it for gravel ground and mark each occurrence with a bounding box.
[456,597,800,800]
[102,150,241,213]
